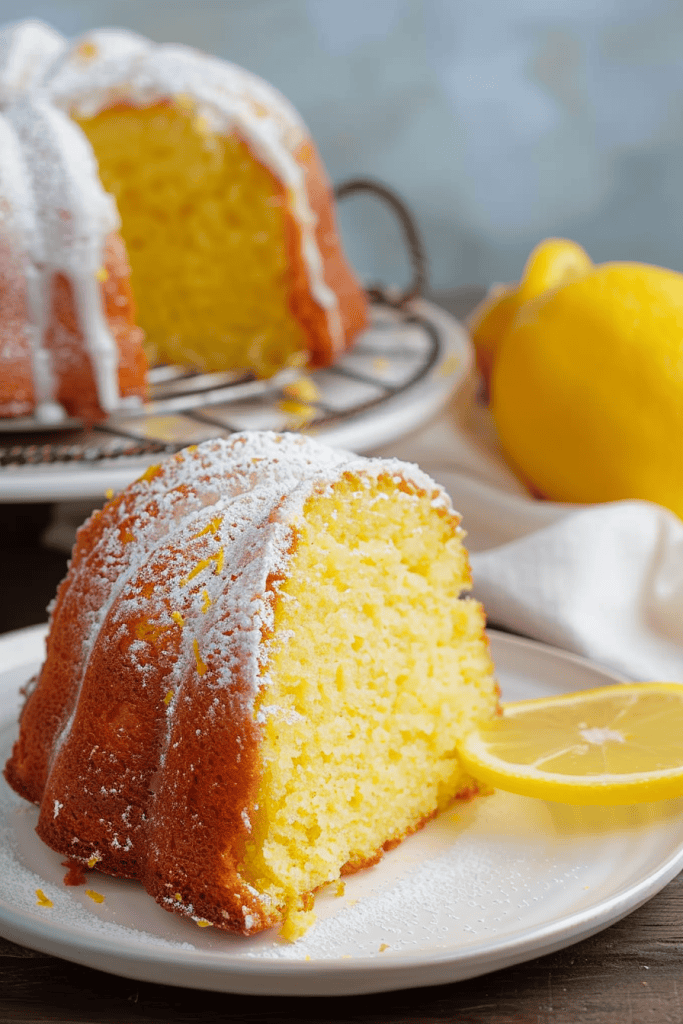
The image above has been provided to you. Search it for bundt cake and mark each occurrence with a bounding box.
[0,21,367,418]
[0,95,146,421]
[4,431,499,939]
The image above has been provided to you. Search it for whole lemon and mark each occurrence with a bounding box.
[490,253,683,519]
[468,238,592,392]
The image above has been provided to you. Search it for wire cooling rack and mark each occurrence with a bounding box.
[0,297,472,502]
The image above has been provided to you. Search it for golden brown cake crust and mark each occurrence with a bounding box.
[0,211,145,425]
[289,139,369,365]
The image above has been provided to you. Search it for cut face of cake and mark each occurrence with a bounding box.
[44,28,369,377]
[3,432,499,938]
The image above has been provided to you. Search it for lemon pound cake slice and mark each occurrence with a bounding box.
[4,432,498,938]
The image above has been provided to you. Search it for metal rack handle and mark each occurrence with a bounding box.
[333,177,428,307]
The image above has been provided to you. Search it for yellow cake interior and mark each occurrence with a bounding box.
[241,472,498,937]
[76,101,308,376]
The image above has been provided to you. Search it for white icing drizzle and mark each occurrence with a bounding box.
[0,19,66,108]
[0,111,50,410]
[43,29,345,355]
[3,96,122,416]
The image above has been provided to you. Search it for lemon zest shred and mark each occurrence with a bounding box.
[77,40,98,61]
[180,548,224,587]
[282,376,320,403]
[135,620,171,642]
[193,638,207,677]
[138,463,161,484]
[191,515,223,539]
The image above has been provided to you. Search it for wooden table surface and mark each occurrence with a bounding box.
[2,290,683,1023]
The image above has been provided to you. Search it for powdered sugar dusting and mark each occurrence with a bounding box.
[2,758,667,970]
[49,431,452,769]
[1,800,196,952]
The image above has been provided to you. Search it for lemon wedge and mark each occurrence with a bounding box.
[458,683,683,805]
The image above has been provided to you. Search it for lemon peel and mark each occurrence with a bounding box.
[457,682,683,806]
[516,237,592,305]
[467,283,519,389]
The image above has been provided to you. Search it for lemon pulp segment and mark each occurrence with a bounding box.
[457,683,683,805]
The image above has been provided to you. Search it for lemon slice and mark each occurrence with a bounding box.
[458,683,683,805]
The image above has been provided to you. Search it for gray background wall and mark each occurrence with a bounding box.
[4,0,683,294]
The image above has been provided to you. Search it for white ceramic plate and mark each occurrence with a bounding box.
[1,625,682,997]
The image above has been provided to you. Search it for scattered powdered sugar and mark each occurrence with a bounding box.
[3,758,641,967]
[0,784,196,952]
[255,704,304,726]
[262,845,504,960]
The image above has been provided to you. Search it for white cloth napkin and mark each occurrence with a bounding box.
[376,370,683,683]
